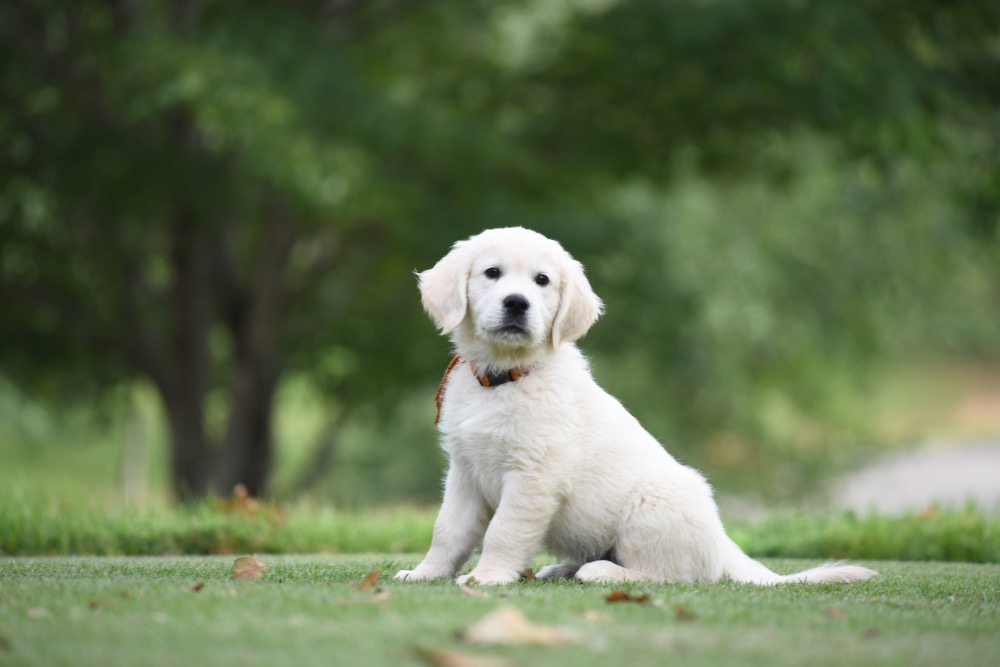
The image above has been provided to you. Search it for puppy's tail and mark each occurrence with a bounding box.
[722,537,877,585]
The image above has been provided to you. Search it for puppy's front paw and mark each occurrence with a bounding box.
[456,568,520,586]
[395,569,440,582]
[395,563,452,581]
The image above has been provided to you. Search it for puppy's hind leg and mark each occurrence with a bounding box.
[575,560,652,583]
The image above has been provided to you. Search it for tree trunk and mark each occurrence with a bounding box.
[164,395,212,499]
[163,207,214,500]
[213,368,279,497]
[211,220,294,497]
[137,202,295,501]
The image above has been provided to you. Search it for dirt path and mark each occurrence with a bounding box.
[832,438,1000,513]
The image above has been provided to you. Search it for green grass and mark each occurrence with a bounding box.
[0,556,997,667]
[0,496,437,556]
[730,505,1000,563]
[3,493,998,562]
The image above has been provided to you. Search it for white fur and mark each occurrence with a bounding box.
[396,227,877,587]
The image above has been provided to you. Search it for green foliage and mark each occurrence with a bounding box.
[513,0,1000,179]
[558,144,1000,495]
[1,0,998,499]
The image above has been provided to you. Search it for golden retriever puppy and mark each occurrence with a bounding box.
[395,227,876,586]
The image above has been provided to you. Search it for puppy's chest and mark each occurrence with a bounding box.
[440,369,544,432]
[439,373,563,491]
[441,386,539,462]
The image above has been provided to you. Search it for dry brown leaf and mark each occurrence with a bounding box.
[233,555,268,581]
[89,600,100,611]
[415,647,513,667]
[190,582,205,593]
[584,610,611,623]
[824,606,848,619]
[348,568,381,591]
[674,604,696,622]
[216,484,261,514]
[519,568,536,580]
[460,583,489,598]
[214,485,286,525]
[459,605,573,646]
[370,589,393,603]
[605,590,650,604]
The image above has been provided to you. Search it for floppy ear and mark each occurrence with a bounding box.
[418,240,472,334]
[551,258,604,348]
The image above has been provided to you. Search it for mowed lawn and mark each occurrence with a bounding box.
[1,556,997,667]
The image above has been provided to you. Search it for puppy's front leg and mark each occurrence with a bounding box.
[457,475,559,586]
[394,464,489,581]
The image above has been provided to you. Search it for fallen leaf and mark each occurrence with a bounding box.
[459,606,573,646]
[233,555,268,581]
[89,600,100,611]
[674,604,696,622]
[605,590,650,604]
[190,582,205,593]
[348,568,380,591]
[460,583,489,598]
[824,606,847,619]
[415,647,512,667]
[584,610,611,623]
[214,485,286,525]
[370,589,393,603]
[218,484,261,514]
[519,568,535,580]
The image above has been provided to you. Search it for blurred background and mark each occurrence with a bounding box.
[2,0,999,515]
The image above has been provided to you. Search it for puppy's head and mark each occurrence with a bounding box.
[418,228,603,365]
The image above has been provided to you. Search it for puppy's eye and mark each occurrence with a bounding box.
[485,267,501,279]
[535,273,550,287]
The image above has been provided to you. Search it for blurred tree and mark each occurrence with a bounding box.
[510,0,999,185]
[0,0,527,498]
[500,0,1000,493]
[2,0,998,501]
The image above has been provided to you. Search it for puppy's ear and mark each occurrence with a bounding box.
[551,258,603,348]
[418,241,471,334]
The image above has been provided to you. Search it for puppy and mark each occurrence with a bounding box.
[395,227,876,586]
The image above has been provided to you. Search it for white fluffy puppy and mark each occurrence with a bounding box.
[395,227,876,586]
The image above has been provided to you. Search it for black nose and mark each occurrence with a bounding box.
[503,294,530,315]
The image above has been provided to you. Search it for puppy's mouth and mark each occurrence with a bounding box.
[496,323,528,336]
[490,319,531,341]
